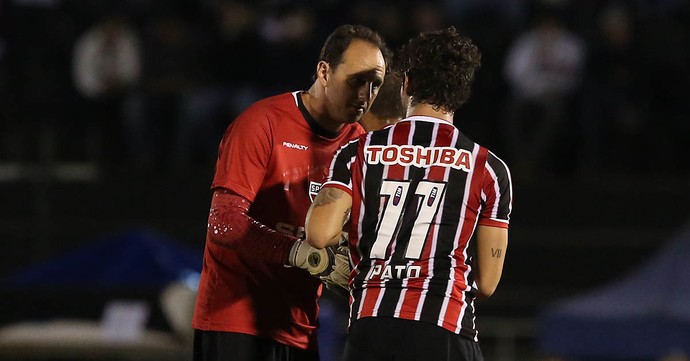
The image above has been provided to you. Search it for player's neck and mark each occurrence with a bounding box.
[406,103,454,124]
[359,116,385,132]
[302,87,344,133]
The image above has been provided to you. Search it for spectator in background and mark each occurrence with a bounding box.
[171,0,266,172]
[257,3,321,91]
[359,72,404,131]
[502,6,585,178]
[410,2,446,34]
[440,0,526,26]
[578,4,643,175]
[127,13,201,172]
[349,1,406,48]
[72,14,140,164]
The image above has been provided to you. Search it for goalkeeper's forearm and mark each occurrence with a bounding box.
[207,189,336,276]
[206,189,297,265]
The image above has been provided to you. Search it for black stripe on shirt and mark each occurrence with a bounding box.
[486,152,512,221]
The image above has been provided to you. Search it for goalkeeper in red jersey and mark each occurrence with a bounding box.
[192,24,390,361]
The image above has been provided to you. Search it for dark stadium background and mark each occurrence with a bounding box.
[1,0,689,360]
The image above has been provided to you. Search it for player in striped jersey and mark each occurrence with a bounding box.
[304,27,512,361]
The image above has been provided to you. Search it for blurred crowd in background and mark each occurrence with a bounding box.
[1,0,689,180]
[1,2,690,360]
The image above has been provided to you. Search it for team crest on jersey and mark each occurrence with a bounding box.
[309,181,322,202]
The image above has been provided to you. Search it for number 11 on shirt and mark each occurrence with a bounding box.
[370,180,447,260]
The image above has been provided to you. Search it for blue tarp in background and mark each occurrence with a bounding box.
[1,229,203,289]
[0,228,347,361]
[537,223,690,360]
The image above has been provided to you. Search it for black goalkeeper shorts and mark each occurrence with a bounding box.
[193,330,319,361]
[342,317,484,361]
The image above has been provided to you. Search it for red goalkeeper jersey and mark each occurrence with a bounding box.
[192,92,365,349]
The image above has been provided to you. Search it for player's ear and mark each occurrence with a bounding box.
[402,73,412,96]
[316,61,330,86]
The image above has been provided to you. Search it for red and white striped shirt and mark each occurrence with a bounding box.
[322,116,512,341]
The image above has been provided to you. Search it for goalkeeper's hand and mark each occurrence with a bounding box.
[288,239,336,277]
[320,245,351,298]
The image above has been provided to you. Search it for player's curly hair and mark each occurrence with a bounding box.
[394,26,481,113]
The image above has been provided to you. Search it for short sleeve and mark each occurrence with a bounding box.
[212,106,272,201]
[478,151,513,229]
[321,139,360,195]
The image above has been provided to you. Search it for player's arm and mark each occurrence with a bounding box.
[208,188,337,276]
[474,225,508,299]
[207,188,297,264]
[306,138,359,250]
[305,186,352,249]
[474,150,512,298]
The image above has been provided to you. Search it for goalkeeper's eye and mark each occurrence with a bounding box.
[308,253,321,267]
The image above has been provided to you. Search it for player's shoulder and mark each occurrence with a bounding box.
[244,92,298,116]
[337,121,367,142]
[232,92,300,127]
[455,132,509,169]
[470,141,503,164]
[349,121,367,137]
[480,145,510,176]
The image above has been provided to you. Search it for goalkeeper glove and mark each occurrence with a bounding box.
[320,245,351,298]
[288,239,336,277]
